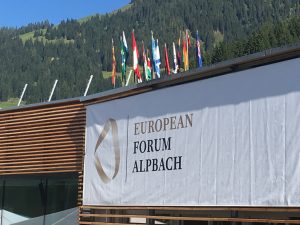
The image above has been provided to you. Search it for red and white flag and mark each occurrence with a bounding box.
[132,30,142,83]
[164,43,171,75]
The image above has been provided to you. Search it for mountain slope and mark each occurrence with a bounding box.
[0,0,300,104]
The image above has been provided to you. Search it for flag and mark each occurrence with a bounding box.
[120,31,129,82]
[155,39,161,77]
[196,30,203,68]
[183,38,188,71]
[183,30,190,71]
[186,29,191,47]
[132,30,142,83]
[151,31,161,78]
[172,42,178,74]
[142,42,152,81]
[111,39,116,88]
[146,50,152,80]
[177,34,182,70]
[164,43,171,75]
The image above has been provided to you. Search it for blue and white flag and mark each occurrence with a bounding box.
[196,30,203,68]
[151,31,161,78]
[172,42,178,74]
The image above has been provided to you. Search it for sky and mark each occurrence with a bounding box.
[0,0,131,28]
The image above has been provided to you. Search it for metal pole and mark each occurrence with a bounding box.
[18,83,28,106]
[84,75,94,97]
[48,79,58,102]
[125,70,133,86]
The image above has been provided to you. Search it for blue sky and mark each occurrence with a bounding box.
[0,0,131,28]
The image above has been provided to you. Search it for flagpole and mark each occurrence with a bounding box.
[48,79,58,102]
[126,70,133,86]
[18,83,28,106]
[84,75,93,97]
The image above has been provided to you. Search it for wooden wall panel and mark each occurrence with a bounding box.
[0,101,85,175]
[79,206,300,224]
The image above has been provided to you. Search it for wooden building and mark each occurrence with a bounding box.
[1,44,300,225]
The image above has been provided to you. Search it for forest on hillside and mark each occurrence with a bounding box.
[0,0,300,104]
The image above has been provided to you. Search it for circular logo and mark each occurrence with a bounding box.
[94,118,120,183]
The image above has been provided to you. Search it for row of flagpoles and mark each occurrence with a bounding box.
[16,74,94,107]
[15,30,203,106]
[111,29,203,87]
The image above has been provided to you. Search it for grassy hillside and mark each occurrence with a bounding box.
[0,99,20,109]
[19,28,74,44]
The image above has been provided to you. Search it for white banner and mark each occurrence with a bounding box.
[83,58,300,206]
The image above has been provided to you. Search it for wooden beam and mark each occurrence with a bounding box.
[79,213,300,224]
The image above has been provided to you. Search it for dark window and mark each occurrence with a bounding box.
[0,174,78,225]
[46,175,78,214]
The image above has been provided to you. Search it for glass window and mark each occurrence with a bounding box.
[45,175,78,225]
[2,177,45,225]
[46,175,77,214]
[0,174,78,225]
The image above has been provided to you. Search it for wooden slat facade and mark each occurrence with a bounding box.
[78,206,300,224]
[0,101,85,175]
